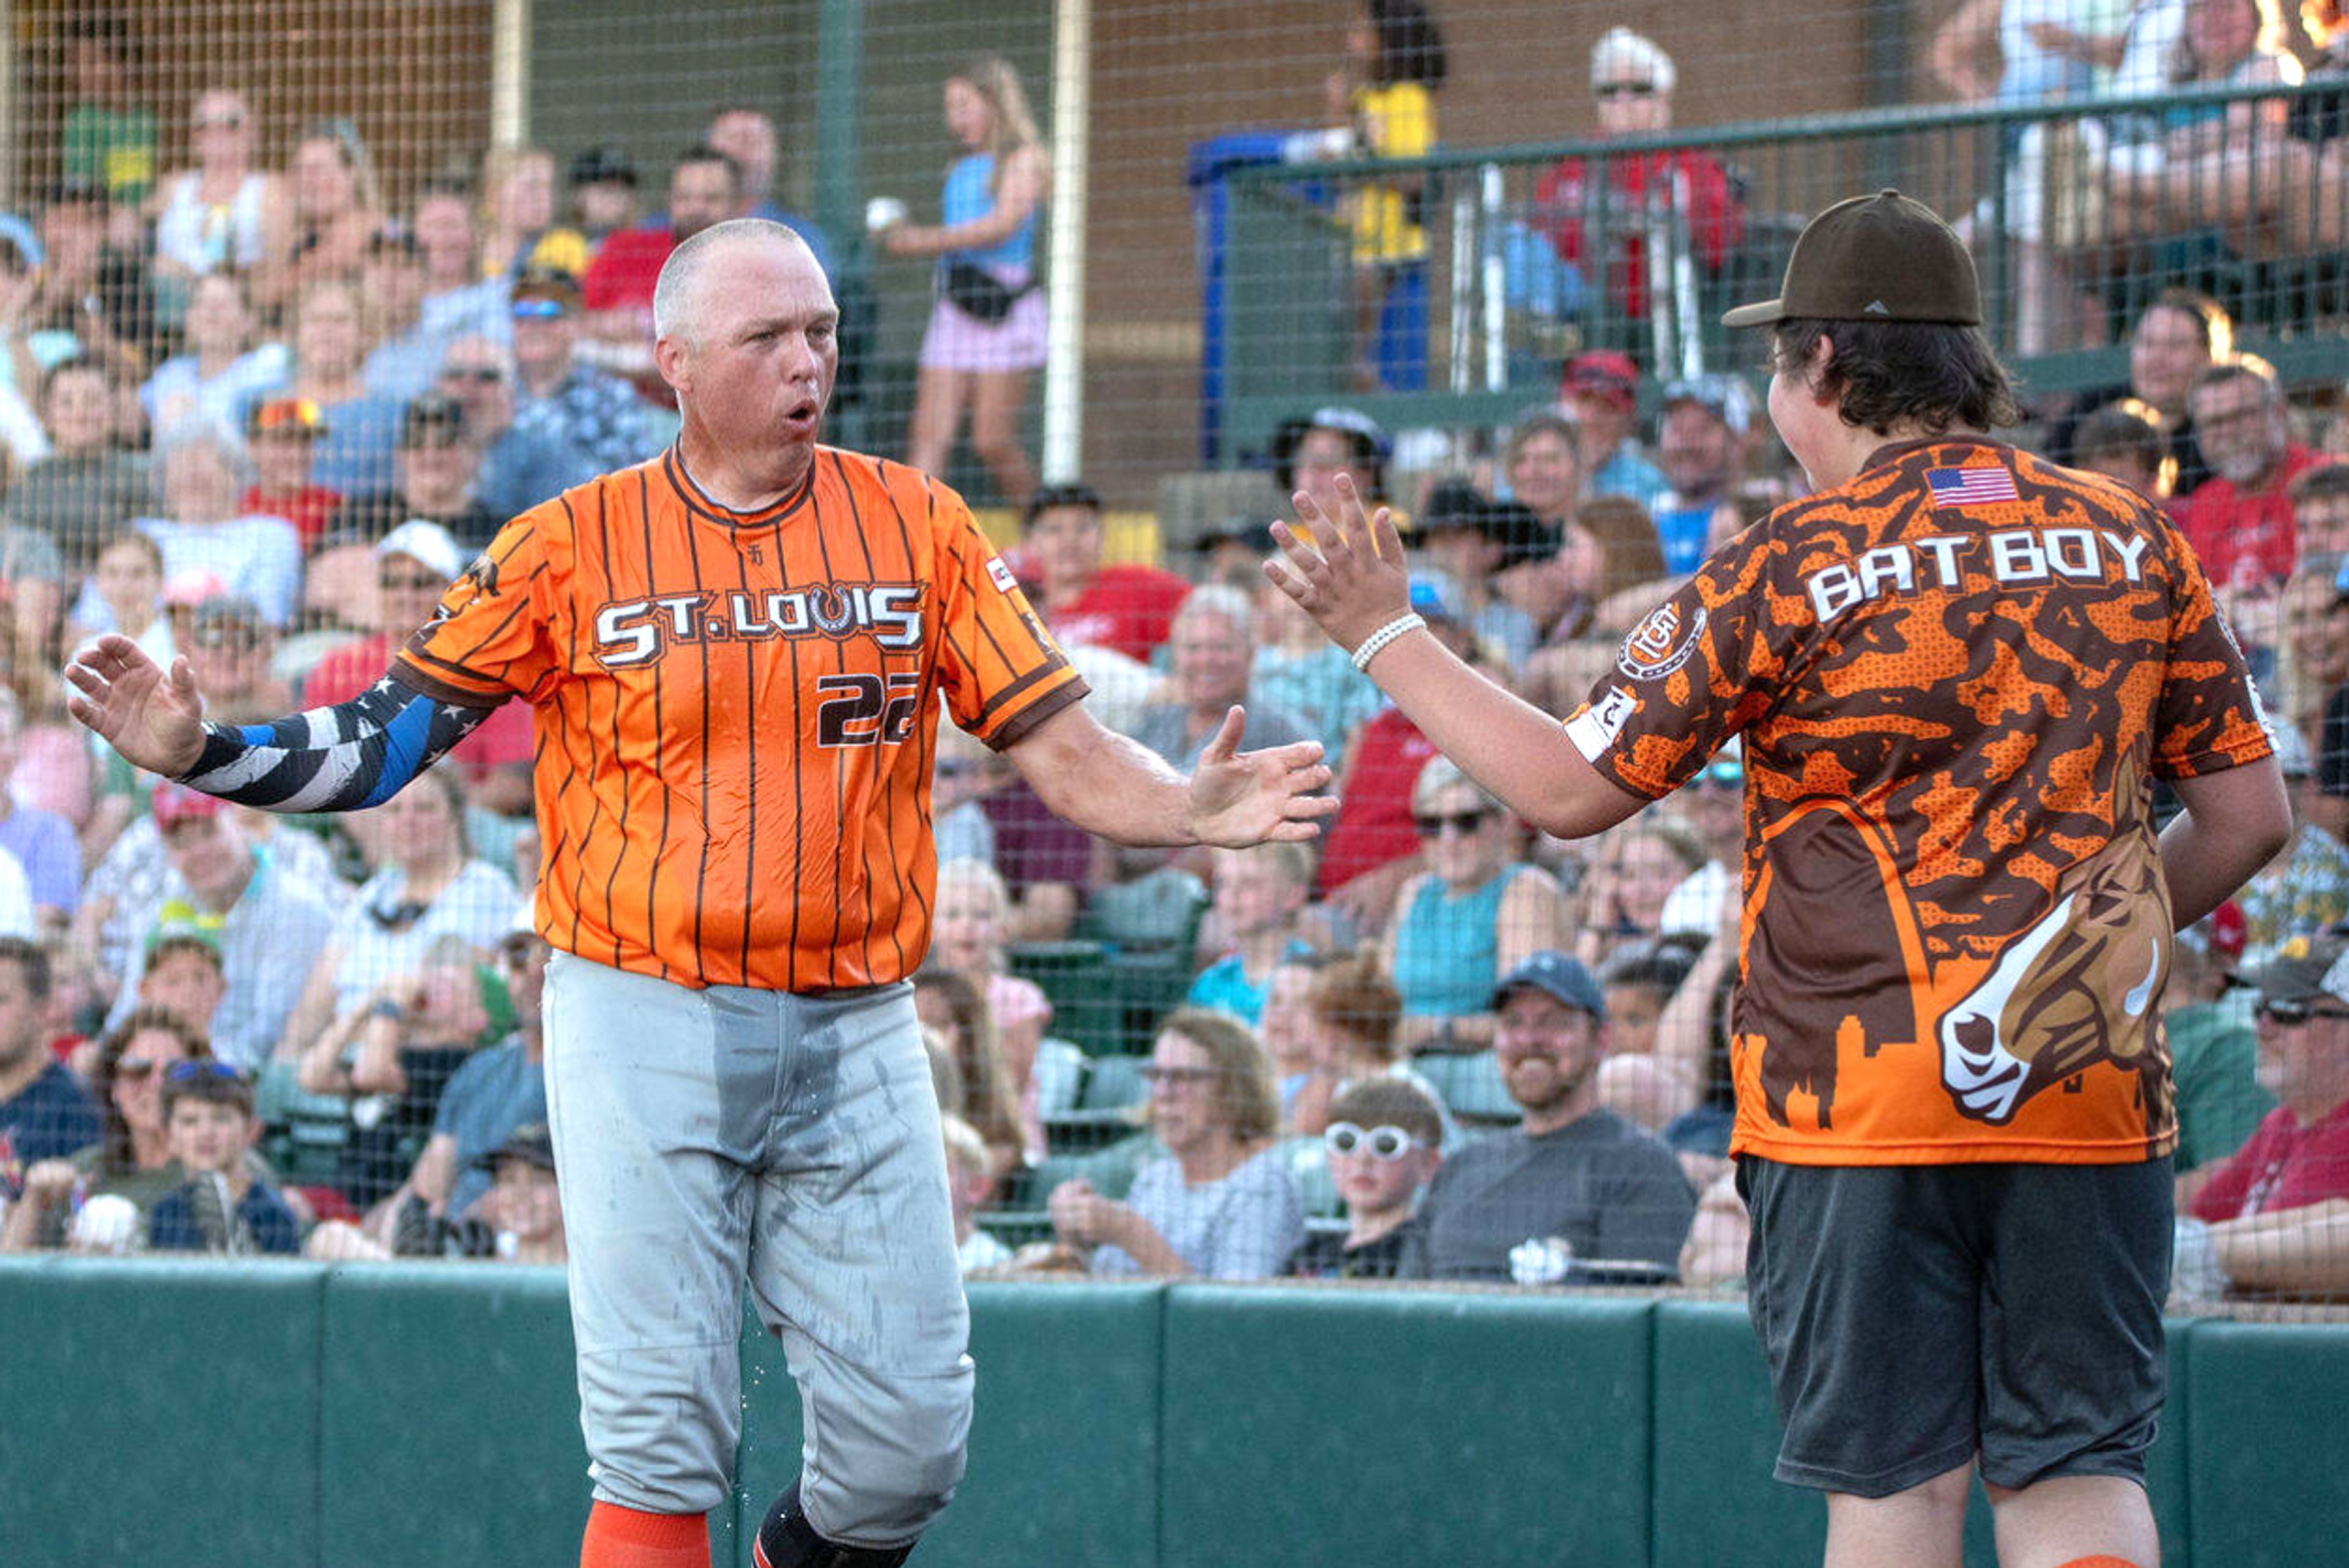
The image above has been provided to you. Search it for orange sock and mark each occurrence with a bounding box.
[2055,1558,2143,1568]
[579,1501,710,1568]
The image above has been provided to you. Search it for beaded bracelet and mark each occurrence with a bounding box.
[1349,612,1428,673]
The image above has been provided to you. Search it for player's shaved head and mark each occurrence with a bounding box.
[652,218,822,346]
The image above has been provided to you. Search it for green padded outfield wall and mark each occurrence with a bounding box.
[4,1259,2347,1568]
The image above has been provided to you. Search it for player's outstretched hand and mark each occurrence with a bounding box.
[1264,471,1413,659]
[63,634,210,778]
[1186,705,1339,848]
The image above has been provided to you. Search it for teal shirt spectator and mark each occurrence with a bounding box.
[1249,643,1386,765]
[1186,937,1315,1026]
[1391,864,1538,1019]
[941,154,1035,272]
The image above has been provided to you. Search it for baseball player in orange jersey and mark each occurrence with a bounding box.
[1269,192,2291,1568]
[67,219,1337,1568]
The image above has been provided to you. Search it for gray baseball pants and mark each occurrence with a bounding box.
[542,953,972,1545]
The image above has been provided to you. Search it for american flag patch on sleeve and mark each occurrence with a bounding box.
[1926,466,2021,507]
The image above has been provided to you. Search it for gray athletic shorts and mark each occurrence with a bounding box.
[543,953,972,1544]
[1739,1156,2172,1499]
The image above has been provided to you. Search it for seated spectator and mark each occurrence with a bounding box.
[0,689,84,931]
[363,922,546,1251]
[297,929,512,1208]
[0,940,98,1198]
[1258,950,1327,1127]
[2232,726,2349,954]
[1270,406,1390,525]
[116,418,303,629]
[1649,375,1755,578]
[1401,952,1694,1283]
[581,143,739,394]
[1020,481,1189,666]
[322,393,500,556]
[2168,904,2271,1211]
[945,740,1089,945]
[1653,748,1743,940]
[140,273,288,437]
[240,396,341,549]
[1187,842,1318,1027]
[2070,397,2179,512]
[2054,289,2224,491]
[1288,1076,1445,1280]
[70,527,171,670]
[707,106,836,273]
[913,964,1027,1176]
[1311,577,1490,938]
[2186,933,2349,1294]
[1592,938,1701,1133]
[146,1060,301,1255]
[1497,406,1583,539]
[9,357,149,574]
[1509,495,1674,716]
[1288,949,1453,1146]
[1250,563,1386,768]
[277,764,517,1077]
[1383,757,1565,1052]
[144,88,285,300]
[508,264,655,476]
[280,278,404,498]
[470,1122,566,1264]
[1048,1009,1303,1277]
[1534,29,1743,363]
[248,120,386,316]
[1134,585,1318,778]
[432,333,597,528]
[102,781,338,1072]
[1572,812,1711,972]
[0,496,70,691]
[566,144,642,260]
[930,858,1052,1150]
[116,923,225,1040]
[943,1112,1014,1274]
[2179,357,2320,590]
[26,177,155,385]
[2295,461,2349,569]
[478,146,592,282]
[0,1008,251,1250]
[1676,1165,1749,1288]
[1412,482,1541,669]
[2101,0,2292,255]
[1560,351,1669,510]
[360,185,511,404]
[179,592,294,721]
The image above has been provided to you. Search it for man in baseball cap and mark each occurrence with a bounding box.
[1400,948,1693,1285]
[1560,349,1669,509]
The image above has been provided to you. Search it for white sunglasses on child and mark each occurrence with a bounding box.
[1324,1122,1423,1161]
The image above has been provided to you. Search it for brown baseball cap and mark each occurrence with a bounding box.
[1722,189,1981,330]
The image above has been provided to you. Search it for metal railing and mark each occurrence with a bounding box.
[1203,77,2349,461]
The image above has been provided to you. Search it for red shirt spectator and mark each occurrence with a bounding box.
[1316,704,1434,899]
[581,226,674,316]
[1044,565,1192,667]
[1536,150,1743,324]
[2179,444,2319,589]
[2191,1096,2349,1222]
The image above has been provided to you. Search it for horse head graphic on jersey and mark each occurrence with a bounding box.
[1937,829,2172,1128]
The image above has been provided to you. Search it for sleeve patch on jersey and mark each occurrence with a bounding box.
[1618,604,1707,682]
[1564,685,1638,762]
[987,556,1019,594]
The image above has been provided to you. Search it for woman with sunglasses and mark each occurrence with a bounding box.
[0,1007,231,1250]
[1381,757,1566,1052]
[146,89,289,307]
[1047,1009,1303,1279]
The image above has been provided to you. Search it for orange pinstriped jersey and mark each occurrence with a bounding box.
[1564,439,2272,1166]
[397,446,1086,992]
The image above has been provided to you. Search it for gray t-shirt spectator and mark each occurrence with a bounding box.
[1130,700,1319,775]
[7,450,152,573]
[1403,1108,1696,1283]
[1091,1144,1305,1279]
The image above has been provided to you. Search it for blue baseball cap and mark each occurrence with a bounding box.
[1492,951,1608,1020]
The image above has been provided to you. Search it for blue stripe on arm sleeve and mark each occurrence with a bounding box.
[180,672,499,813]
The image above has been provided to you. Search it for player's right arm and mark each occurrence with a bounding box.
[65,635,497,812]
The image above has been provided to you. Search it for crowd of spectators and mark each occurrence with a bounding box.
[2,23,2346,1307]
